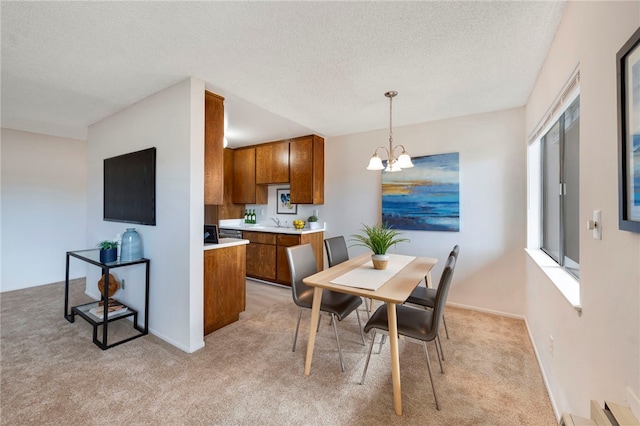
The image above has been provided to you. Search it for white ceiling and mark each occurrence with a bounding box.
[1,1,565,148]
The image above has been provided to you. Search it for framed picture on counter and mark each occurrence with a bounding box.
[277,188,297,214]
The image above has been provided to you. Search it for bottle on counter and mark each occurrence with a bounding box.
[244,209,249,224]
[251,209,256,224]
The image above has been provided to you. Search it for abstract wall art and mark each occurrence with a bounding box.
[382,152,459,232]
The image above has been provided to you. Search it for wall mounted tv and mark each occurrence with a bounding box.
[104,147,156,226]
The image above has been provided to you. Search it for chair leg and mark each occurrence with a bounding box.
[377,334,386,354]
[360,330,377,385]
[434,335,442,363]
[360,298,371,319]
[442,314,450,339]
[331,313,345,372]
[436,333,445,361]
[292,309,303,352]
[434,339,444,374]
[355,308,366,346]
[423,341,441,411]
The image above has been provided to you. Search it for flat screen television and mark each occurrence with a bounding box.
[103,147,156,226]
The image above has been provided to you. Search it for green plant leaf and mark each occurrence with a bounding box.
[348,223,410,255]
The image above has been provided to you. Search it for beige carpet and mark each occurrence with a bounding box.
[1,280,556,425]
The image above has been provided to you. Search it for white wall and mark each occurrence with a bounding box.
[324,107,527,316]
[1,129,87,291]
[87,77,205,353]
[524,1,640,418]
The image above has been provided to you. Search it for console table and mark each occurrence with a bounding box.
[64,249,150,350]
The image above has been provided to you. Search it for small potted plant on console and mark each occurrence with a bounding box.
[97,240,118,263]
[350,223,409,270]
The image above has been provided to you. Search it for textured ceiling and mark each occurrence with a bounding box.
[1,1,565,147]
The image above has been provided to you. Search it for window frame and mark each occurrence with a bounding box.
[526,81,581,313]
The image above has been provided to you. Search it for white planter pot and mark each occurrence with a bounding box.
[371,254,390,270]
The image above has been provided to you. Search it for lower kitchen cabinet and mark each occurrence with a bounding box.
[203,243,246,335]
[244,231,277,281]
[245,230,324,286]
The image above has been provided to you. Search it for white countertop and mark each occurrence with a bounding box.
[219,220,325,235]
[203,238,249,251]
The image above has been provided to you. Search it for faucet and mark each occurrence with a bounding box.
[271,217,281,227]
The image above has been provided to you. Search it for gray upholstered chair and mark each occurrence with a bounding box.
[405,245,459,340]
[324,236,350,267]
[324,236,372,316]
[286,243,366,372]
[360,254,457,411]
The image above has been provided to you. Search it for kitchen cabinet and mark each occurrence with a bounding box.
[232,147,268,204]
[204,244,246,334]
[244,231,277,281]
[290,135,324,204]
[256,141,289,184]
[204,91,224,205]
[244,230,324,286]
[206,149,245,224]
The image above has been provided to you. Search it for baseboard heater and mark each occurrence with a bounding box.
[560,400,639,425]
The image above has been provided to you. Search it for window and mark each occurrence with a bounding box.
[540,96,580,278]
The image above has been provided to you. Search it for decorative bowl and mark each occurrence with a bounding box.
[293,220,306,229]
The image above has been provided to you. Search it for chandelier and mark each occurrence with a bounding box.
[366,91,413,172]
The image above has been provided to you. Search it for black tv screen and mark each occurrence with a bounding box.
[104,147,156,226]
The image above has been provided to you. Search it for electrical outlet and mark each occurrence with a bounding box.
[121,279,125,290]
[549,335,554,355]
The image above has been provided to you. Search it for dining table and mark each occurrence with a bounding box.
[302,252,438,416]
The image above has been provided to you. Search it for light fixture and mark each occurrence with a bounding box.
[367,91,413,172]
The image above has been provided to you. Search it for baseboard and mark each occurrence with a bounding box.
[446,301,525,320]
[148,326,205,353]
[523,317,560,421]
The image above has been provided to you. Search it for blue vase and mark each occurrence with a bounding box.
[120,228,143,261]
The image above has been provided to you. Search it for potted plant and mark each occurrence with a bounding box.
[307,214,321,230]
[97,240,118,263]
[349,223,410,270]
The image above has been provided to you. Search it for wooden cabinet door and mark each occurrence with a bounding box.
[204,91,224,205]
[203,245,246,335]
[290,135,324,204]
[301,231,324,272]
[232,147,256,204]
[256,141,289,184]
[246,243,276,280]
[220,148,245,219]
[276,234,301,285]
[245,231,277,280]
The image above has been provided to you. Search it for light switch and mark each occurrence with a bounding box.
[592,210,602,240]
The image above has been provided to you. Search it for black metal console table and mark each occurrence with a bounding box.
[64,249,150,350]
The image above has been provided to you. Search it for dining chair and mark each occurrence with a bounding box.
[360,254,457,411]
[286,243,366,372]
[405,245,460,340]
[324,236,372,316]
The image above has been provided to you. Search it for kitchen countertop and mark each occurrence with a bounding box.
[204,238,249,251]
[219,223,326,235]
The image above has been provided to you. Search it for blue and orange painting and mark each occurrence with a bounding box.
[382,152,460,232]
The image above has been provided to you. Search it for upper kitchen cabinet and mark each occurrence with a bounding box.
[232,147,267,204]
[204,91,224,205]
[290,135,324,204]
[256,141,289,184]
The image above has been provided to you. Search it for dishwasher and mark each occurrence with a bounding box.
[218,228,243,239]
